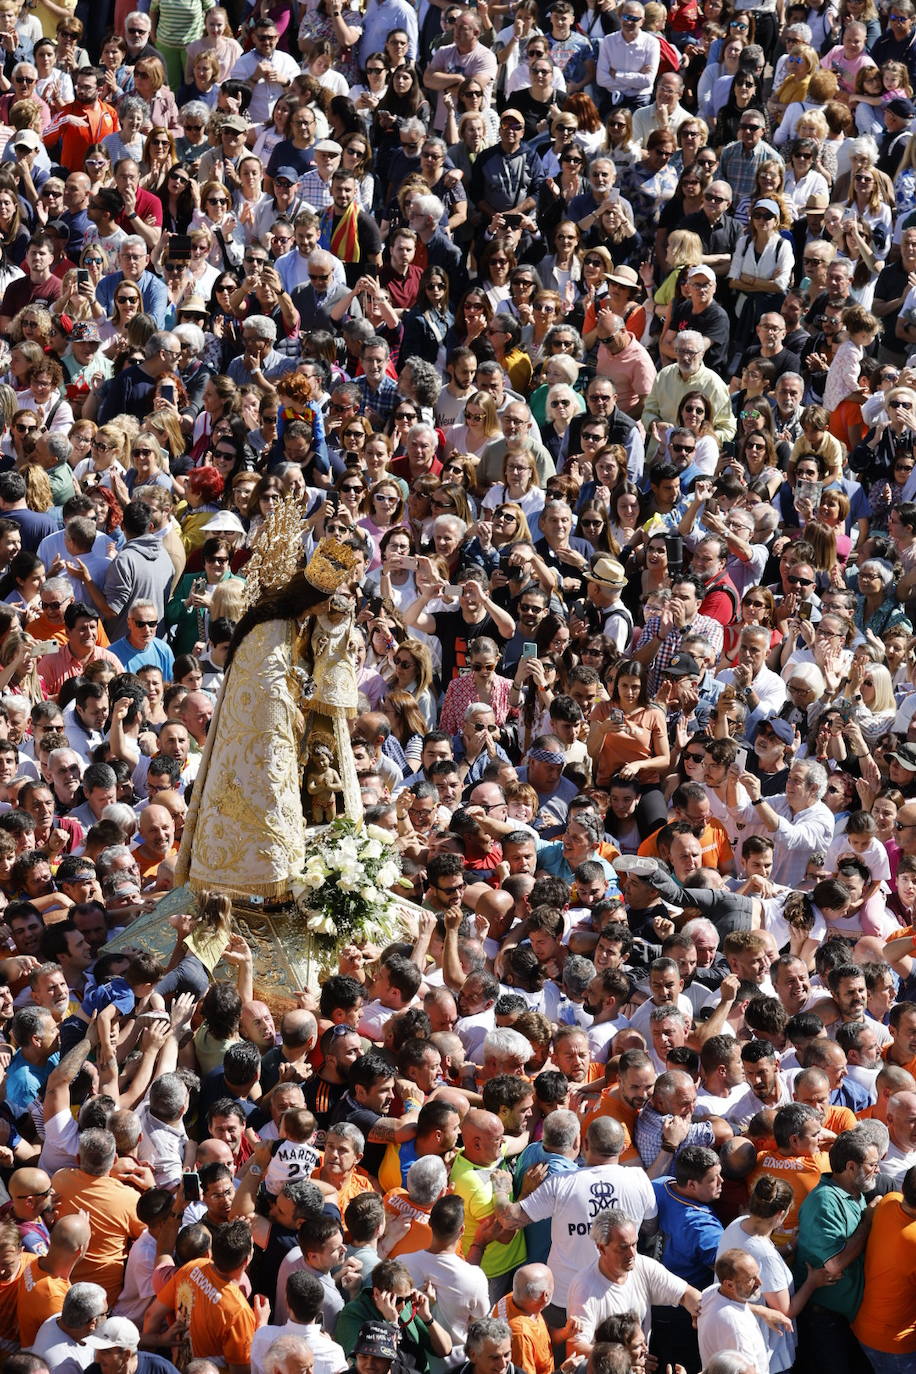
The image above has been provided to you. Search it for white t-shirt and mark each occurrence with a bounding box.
[402,1249,490,1345]
[568,1254,686,1341]
[716,1219,796,1373]
[38,1107,80,1174]
[697,1282,770,1373]
[627,993,695,1038]
[265,1139,322,1195]
[824,834,891,883]
[520,1163,658,1304]
[587,1015,631,1064]
[113,1228,157,1322]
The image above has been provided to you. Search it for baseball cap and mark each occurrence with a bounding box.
[887,96,916,118]
[220,114,249,133]
[886,742,916,772]
[753,198,781,218]
[70,321,101,344]
[273,167,300,184]
[88,1319,141,1352]
[762,717,795,745]
[13,130,40,151]
[687,265,716,283]
[663,651,701,679]
[354,1323,399,1361]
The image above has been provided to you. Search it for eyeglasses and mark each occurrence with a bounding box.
[395,410,417,420]
[40,599,67,610]
[207,197,228,206]
[740,410,761,420]
[472,662,497,671]
[341,484,363,494]
[132,447,155,457]
[788,574,814,586]
[13,76,36,84]
[889,399,909,409]
[671,442,696,454]
[92,440,115,451]
[13,423,36,433]
[115,295,137,304]
[132,618,159,628]
[685,751,706,763]
[740,124,764,132]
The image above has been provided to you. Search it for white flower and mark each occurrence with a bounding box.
[361,885,380,903]
[363,839,383,861]
[365,824,392,845]
[377,863,399,887]
[306,913,338,937]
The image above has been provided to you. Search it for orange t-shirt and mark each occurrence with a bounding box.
[383,1189,434,1257]
[312,1162,376,1215]
[882,1041,916,1080]
[748,1149,830,1253]
[491,1294,553,1374]
[582,1087,638,1163]
[16,1256,68,1346]
[50,1169,144,1305]
[0,1254,27,1347]
[853,1193,916,1353]
[639,819,733,872]
[157,1259,257,1365]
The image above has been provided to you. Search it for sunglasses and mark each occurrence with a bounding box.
[133,619,159,628]
[788,575,814,586]
[685,751,706,763]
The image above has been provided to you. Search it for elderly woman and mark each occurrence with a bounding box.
[534,811,620,886]
[854,558,910,636]
[540,382,586,468]
[438,635,515,737]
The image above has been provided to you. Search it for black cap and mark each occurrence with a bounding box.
[354,1323,399,1360]
[663,651,701,679]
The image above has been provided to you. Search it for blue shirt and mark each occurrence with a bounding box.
[512,1142,579,1262]
[4,1049,59,1117]
[652,1178,723,1287]
[107,635,175,678]
[96,270,168,327]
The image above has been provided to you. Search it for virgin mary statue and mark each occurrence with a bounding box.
[173,534,363,902]
[104,517,367,995]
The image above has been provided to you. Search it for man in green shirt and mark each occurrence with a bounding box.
[34,432,75,508]
[335,1257,452,1371]
[450,1108,527,1302]
[795,1128,880,1374]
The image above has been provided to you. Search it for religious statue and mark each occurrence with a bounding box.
[304,742,343,825]
[172,525,363,903]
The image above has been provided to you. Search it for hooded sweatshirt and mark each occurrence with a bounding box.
[102,532,175,640]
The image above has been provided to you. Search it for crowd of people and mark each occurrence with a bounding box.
[0,0,915,1373]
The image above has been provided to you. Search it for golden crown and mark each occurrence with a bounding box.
[303,537,362,594]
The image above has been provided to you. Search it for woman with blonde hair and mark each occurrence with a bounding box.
[605,106,641,174]
[192,186,243,270]
[366,634,436,725]
[444,391,501,457]
[21,466,53,513]
[844,162,892,257]
[653,230,704,346]
[9,306,53,349]
[131,57,181,132]
[72,422,129,494]
[140,127,178,191]
[0,631,46,704]
[523,289,565,366]
[209,577,246,623]
[770,42,819,117]
[382,688,428,767]
[482,452,544,530]
[773,67,838,147]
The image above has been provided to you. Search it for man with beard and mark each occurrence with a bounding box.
[43,68,118,184]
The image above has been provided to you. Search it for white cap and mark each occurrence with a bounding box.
[87,1319,141,1352]
[202,511,246,534]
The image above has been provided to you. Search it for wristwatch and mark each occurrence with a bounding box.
[249,1163,263,1177]
[751,798,765,806]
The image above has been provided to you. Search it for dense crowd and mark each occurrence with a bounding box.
[0,0,916,1373]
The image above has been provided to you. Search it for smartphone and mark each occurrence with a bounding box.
[795,480,822,507]
[399,555,418,570]
[170,234,192,261]
[522,642,538,659]
[734,746,748,772]
[160,382,176,404]
[609,707,625,724]
[193,576,207,594]
[32,640,58,655]
[798,601,812,622]
[443,583,464,596]
[503,212,523,227]
[665,533,684,571]
[182,1170,201,1202]
[76,268,89,286]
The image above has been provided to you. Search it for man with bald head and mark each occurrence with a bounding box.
[492,1263,554,1374]
[241,1001,277,1054]
[18,1212,92,1345]
[2,1167,53,1252]
[260,1011,318,1093]
[881,1091,916,1184]
[451,1108,525,1303]
[178,691,214,749]
[131,804,176,883]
